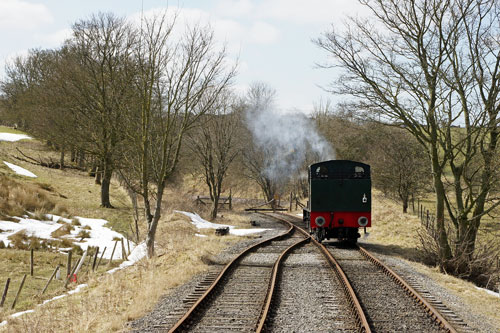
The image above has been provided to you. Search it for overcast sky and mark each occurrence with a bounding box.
[0,0,365,113]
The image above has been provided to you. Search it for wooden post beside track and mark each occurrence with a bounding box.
[0,278,10,307]
[11,274,27,309]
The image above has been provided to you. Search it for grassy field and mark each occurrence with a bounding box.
[0,131,133,322]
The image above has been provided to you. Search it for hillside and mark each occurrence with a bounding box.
[0,128,498,331]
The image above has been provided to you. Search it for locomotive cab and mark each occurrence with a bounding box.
[303,160,371,243]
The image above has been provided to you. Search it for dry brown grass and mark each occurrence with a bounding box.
[366,190,500,329]
[0,210,248,332]
[50,223,74,238]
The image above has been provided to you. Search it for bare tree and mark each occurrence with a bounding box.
[188,92,240,220]
[121,13,235,257]
[58,12,137,207]
[315,0,500,273]
[369,125,431,213]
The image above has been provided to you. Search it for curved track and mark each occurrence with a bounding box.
[168,214,371,332]
[267,212,460,333]
[168,219,305,332]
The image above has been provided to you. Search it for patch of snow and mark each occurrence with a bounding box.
[0,215,145,329]
[10,309,35,318]
[0,218,62,247]
[0,133,31,142]
[475,286,500,297]
[296,213,303,217]
[107,242,147,274]
[175,211,271,236]
[3,161,37,178]
[42,294,66,305]
[195,233,208,238]
[0,214,136,260]
[48,215,135,259]
[67,283,88,295]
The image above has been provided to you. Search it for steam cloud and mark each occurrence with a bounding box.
[246,106,335,183]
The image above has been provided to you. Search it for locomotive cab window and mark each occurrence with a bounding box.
[354,166,365,178]
[315,166,328,178]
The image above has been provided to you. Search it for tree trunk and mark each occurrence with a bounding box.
[100,159,113,208]
[146,183,165,258]
[211,197,219,220]
[60,150,65,170]
[78,150,85,168]
[402,198,408,214]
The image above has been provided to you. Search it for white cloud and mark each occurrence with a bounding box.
[251,0,367,24]
[0,0,53,30]
[213,19,245,43]
[249,21,280,44]
[214,0,254,18]
[36,28,72,47]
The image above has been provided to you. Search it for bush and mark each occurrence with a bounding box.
[77,230,90,241]
[51,223,74,238]
[0,240,5,249]
[418,229,500,290]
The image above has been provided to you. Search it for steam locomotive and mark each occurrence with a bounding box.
[303,160,371,243]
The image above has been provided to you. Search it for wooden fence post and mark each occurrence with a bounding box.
[229,189,232,210]
[0,278,10,307]
[426,210,429,228]
[41,265,60,295]
[30,248,34,276]
[96,247,107,271]
[121,238,128,260]
[108,240,118,266]
[92,246,99,272]
[67,250,72,277]
[11,274,27,309]
[64,257,81,288]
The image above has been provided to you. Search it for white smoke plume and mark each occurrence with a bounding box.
[246,105,335,183]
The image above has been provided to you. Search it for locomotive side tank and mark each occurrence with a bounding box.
[303,160,371,242]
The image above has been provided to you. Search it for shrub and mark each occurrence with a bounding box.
[82,225,91,230]
[51,223,74,238]
[71,218,81,226]
[8,230,29,249]
[77,230,90,241]
[0,240,5,249]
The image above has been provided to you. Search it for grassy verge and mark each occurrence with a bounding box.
[366,190,500,329]
[1,211,251,332]
[0,249,121,322]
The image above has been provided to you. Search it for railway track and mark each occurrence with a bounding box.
[165,214,371,332]
[267,212,468,333]
[167,218,307,332]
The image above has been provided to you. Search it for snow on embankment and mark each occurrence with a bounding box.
[0,215,134,259]
[176,211,270,236]
[3,161,37,177]
[0,132,31,142]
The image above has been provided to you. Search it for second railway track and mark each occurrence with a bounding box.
[267,212,467,333]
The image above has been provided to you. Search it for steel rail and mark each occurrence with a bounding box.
[274,212,459,333]
[256,235,310,332]
[267,213,372,333]
[168,222,295,332]
[358,246,458,333]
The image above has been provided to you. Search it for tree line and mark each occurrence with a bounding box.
[0,12,237,257]
[316,0,500,279]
